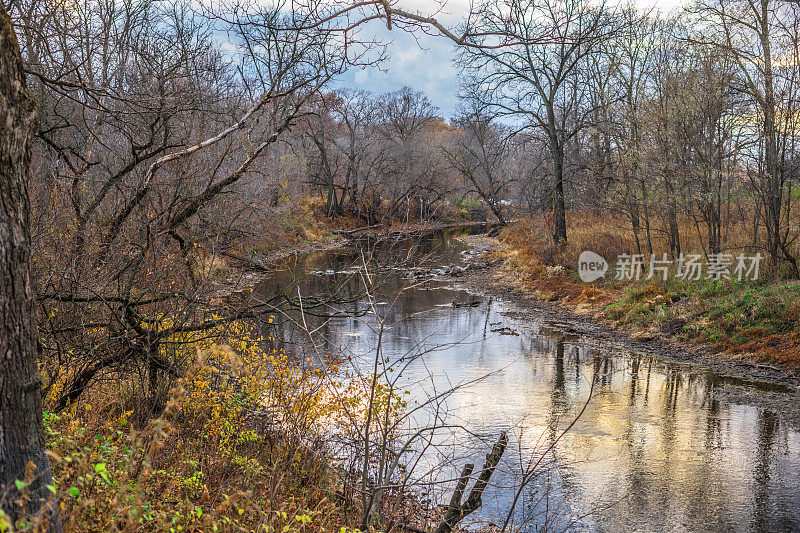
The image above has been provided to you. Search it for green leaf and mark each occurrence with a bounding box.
[69,487,80,497]
[14,480,26,491]
[46,484,56,494]
[94,462,111,484]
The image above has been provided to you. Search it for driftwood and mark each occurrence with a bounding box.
[220,250,272,271]
[490,326,520,336]
[331,223,383,236]
[434,432,508,533]
[452,299,482,308]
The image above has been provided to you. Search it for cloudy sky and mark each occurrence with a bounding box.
[335,0,687,118]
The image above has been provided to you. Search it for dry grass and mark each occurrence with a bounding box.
[189,252,229,279]
[34,341,345,532]
[496,213,800,368]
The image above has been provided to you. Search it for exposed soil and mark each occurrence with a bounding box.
[454,234,800,393]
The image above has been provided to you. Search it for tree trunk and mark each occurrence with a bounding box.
[665,178,680,259]
[760,0,780,268]
[641,180,653,256]
[469,178,506,225]
[551,143,567,244]
[0,5,60,529]
[489,200,506,226]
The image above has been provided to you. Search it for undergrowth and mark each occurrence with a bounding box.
[6,319,410,532]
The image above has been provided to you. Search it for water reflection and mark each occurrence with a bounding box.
[253,231,800,532]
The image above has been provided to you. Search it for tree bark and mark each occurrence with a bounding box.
[0,4,60,529]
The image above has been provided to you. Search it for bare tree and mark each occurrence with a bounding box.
[444,108,513,224]
[374,86,447,222]
[332,89,382,222]
[690,0,800,273]
[458,0,615,244]
[9,0,394,411]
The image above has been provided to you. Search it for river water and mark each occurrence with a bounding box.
[253,229,800,532]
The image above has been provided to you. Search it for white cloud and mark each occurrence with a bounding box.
[354,69,371,84]
[335,0,690,118]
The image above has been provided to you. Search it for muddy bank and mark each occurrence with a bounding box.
[333,220,502,241]
[454,234,800,394]
[212,239,350,297]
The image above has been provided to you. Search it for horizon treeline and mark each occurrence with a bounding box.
[13,0,800,271]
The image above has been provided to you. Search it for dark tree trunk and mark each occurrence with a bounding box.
[641,180,654,256]
[469,180,506,225]
[488,200,506,226]
[760,0,780,268]
[435,433,508,533]
[551,144,567,244]
[0,5,60,529]
[667,201,680,259]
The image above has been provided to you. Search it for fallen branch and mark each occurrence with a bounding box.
[220,250,272,272]
[331,223,384,236]
[435,432,508,533]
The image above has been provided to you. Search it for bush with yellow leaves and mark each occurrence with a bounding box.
[18,317,378,533]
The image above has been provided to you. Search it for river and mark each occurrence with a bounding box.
[252,228,800,532]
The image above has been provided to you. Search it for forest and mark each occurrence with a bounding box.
[2,0,800,531]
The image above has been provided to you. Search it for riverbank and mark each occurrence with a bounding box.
[455,234,800,390]
[214,220,501,296]
[43,226,799,531]
[218,222,800,389]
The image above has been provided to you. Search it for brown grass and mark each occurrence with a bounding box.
[495,212,800,369]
